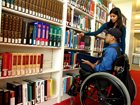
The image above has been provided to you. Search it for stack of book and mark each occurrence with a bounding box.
[0,53,44,77]
[68,0,95,16]
[0,77,53,105]
[96,6,108,23]
[2,0,63,23]
[0,13,62,47]
[65,29,91,49]
[61,75,74,96]
[97,0,109,11]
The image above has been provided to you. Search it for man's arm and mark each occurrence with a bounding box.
[94,48,118,72]
[81,59,97,69]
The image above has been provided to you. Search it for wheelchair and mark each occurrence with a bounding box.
[67,54,137,105]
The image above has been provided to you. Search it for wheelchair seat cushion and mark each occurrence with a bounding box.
[79,69,93,80]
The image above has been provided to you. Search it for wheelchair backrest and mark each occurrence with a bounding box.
[113,54,130,75]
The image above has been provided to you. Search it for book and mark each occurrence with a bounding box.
[2,53,8,77]
[11,53,17,76]
[29,53,33,74]
[40,22,46,46]
[9,90,15,105]
[0,12,5,42]
[21,53,26,75]
[0,55,2,77]
[8,14,13,43]
[36,53,41,73]
[4,13,9,43]
[15,16,20,43]
[18,17,23,44]
[27,23,33,45]
[12,16,17,43]
[0,89,3,105]
[7,53,12,76]
[7,82,22,105]
[3,88,10,105]
[49,25,53,46]
[21,21,29,44]
[32,23,37,45]
[22,0,26,13]
[17,53,22,76]
[77,53,98,64]
[44,23,50,46]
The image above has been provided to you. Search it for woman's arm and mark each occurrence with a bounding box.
[84,22,108,36]
[121,26,126,54]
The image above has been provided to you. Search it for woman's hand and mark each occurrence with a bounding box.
[79,33,84,38]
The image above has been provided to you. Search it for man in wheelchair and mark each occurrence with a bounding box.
[67,28,136,105]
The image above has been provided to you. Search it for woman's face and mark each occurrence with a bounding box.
[110,13,118,23]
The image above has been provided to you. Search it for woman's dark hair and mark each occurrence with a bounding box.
[107,7,123,32]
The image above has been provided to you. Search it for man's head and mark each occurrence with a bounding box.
[104,28,122,44]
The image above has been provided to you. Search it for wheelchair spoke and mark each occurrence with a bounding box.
[95,79,102,93]
[104,101,112,105]
[105,97,122,100]
[86,95,98,101]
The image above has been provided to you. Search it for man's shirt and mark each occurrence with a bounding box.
[94,43,119,72]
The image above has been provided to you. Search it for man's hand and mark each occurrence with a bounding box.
[82,59,97,69]
[79,33,84,38]
[81,59,91,65]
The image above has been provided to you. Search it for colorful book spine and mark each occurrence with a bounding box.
[44,24,50,46]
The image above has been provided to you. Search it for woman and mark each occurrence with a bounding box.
[79,7,126,54]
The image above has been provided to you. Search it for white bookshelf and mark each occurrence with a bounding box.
[0,0,128,105]
[63,68,80,72]
[0,43,62,49]
[2,7,63,26]
[66,25,86,33]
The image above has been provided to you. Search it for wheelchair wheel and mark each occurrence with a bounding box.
[80,72,131,105]
[131,78,137,99]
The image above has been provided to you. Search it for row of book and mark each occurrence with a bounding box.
[1,13,62,47]
[0,77,53,105]
[95,22,102,31]
[96,6,108,23]
[67,11,91,32]
[63,51,79,69]
[0,53,43,77]
[68,0,95,16]
[2,0,63,23]
[61,75,74,96]
[97,0,109,10]
[63,51,90,69]
[94,38,104,51]
[65,29,91,49]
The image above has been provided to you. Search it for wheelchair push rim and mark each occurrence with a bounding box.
[80,72,131,105]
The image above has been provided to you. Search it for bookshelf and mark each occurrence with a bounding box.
[0,0,128,105]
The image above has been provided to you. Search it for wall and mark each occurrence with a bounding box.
[112,0,137,69]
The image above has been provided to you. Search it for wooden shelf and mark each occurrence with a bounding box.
[63,68,80,71]
[95,35,105,39]
[97,4,108,13]
[67,3,94,19]
[2,7,63,27]
[93,51,103,53]
[0,69,60,80]
[96,19,105,24]
[65,48,92,52]
[0,43,61,49]
[66,25,87,32]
